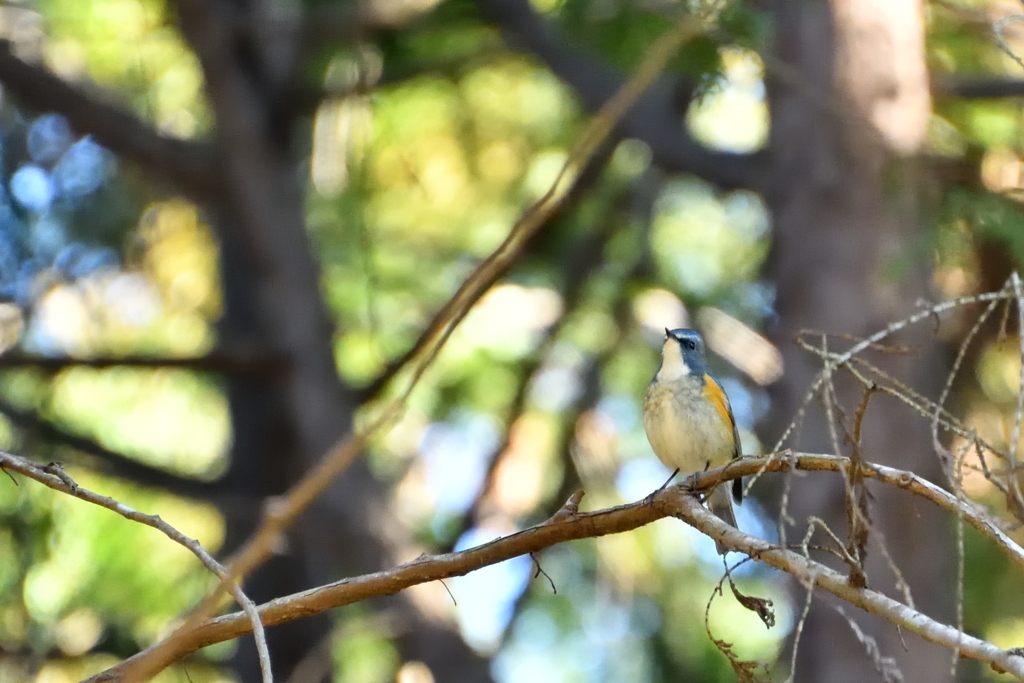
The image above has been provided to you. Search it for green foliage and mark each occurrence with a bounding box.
[38,0,210,135]
[12,0,1024,680]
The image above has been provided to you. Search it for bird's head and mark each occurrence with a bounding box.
[657,328,710,380]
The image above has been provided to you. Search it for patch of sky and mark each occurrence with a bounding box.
[603,635,652,682]
[54,137,114,198]
[105,273,160,326]
[0,239,18,286]
[492,643,560,683]
[453,527,532,652]
[56,245,119,280]
[13,259,42,307]
[529,365,581,412]
[581,600,631,645]
[418,411,499,514]
[722,190,770,240]
[630,597,662,638]
[529,341,586,411]
[11,165,54,212]
[27,114,72,165]
[691,495,776,575]
[0,203,26,243]
[495,628,604,683]
[595,394,640,433]
[736,280,776,319]
[30,214,67,259]
[616,457,673,503]
[508,606,559,652]
[718,377,770,429]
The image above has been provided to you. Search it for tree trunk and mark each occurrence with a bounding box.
[765,0,954,680]
[170,2,494,680]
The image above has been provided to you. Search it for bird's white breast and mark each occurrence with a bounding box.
[642,377,734,475]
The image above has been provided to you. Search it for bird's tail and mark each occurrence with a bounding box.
[707,485,737,555]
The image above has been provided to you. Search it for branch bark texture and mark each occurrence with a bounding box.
[79,454,1024,683]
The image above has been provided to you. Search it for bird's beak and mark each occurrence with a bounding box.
[664,327,671,337]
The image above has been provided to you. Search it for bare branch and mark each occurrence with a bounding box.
[83,454,1024,682]
[0,41,222,202]
[726,453,1024,572]
[0,450,273,683]
[933,75,1024,99]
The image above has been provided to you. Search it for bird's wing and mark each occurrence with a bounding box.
[702,373,743,504]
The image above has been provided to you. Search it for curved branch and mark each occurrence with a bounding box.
[0,42,222,202]
[933,75,1024,99]
[0,450,273,683]
[476,0,767,191]
[694,453,1024,573]
[85,454,1024,683]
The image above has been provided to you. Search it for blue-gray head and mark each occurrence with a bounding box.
[656,328,711,380]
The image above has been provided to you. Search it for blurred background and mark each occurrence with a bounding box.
[0,0,1020,681]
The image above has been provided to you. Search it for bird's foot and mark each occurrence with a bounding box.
[642,468,680,506]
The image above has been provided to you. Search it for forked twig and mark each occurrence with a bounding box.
[0,451,273,683]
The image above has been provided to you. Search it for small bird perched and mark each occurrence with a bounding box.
[642,328,742,554]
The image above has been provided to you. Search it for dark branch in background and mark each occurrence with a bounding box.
[933,75,1024,99]
[0,397,225,501]
[476,0,767,191]
[292,46,508,117]
[0,349,286,374]
[227,0,444,122]
[358,136,619,401]
[298,2,436,56]
[0,42,222,202]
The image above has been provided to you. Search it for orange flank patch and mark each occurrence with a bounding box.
[702,373,735,432]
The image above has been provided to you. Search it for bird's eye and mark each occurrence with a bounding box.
[687,340,696,350]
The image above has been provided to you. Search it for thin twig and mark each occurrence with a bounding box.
[995,15,1024,71]
[931,281,1005,489]
[1008,272,1024,520]
[0,451,273,683]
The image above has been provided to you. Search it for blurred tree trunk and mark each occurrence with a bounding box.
[764,0,955,681]
[169,3,494,681]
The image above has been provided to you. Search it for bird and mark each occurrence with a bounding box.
[642,328,742,554]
